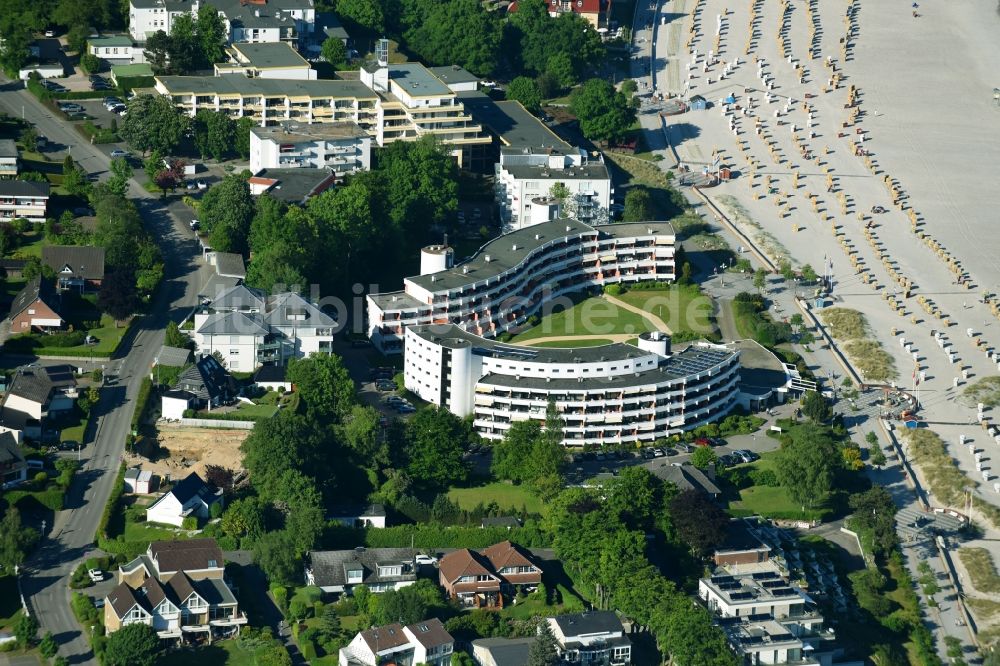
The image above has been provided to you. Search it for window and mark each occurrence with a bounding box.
[229,349,240,355]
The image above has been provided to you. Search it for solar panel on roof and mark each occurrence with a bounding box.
[711,575,735,583]
[728,591,752,601]
[752,571,780,580]
[761,580,786,588]
[770,588,797,597]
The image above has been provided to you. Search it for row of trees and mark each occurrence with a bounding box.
[333,0,604,80]
[193,136,458,298]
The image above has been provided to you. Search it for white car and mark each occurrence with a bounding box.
[196,180,207,190]
[189,219,199,229]
[109,149,129,158]
[415,554,437,566]
[88,569,104,582]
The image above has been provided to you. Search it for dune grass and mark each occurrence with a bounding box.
[959,548,1000,594]
[903,429,972,506]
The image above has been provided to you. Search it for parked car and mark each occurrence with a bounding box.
[189,219,199,230]
[59,103,83,113]
[653,448,666,457]
[396,405,416,414]
[94,598,105,608]
[375,379,396,391]
[384,396,404,405]
[41,80,67,93]
[88,74,106,83]
[694,437,712,447]
[59,440,80,451]
[109,104,127,114]
[44,29,55,37]
[676,443,693,453]
[415,554,437,566]
[196,180,207,190]
[109,149,129,158]
[88,569,105,583]
[103,96,122,106]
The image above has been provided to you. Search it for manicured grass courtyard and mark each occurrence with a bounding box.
[726,452,830,521]
[447,482,545,516]
[615,285,718,339]
[511,295,657,343]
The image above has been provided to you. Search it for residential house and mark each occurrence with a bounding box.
[547,611,632,665]
[0,364,77,441]
[107,538,246,642]
[156,345,193,372]
[145,471,223,527]
[159,353,238,419]
[460,94,611,228]
[124,467,159,494]
[328,503,387,529]
[438,540,542,608]
[247,168,337,205]
[249,122,371,175]
[338,617,454,666]
[7,276,63,333]
[192,284,336,373]
[0,258,26,278]
[88,36,146,66]
[215,41,315,80]
[470,637,534,666]
[0,180,49,223]
[41,245,106,292]
[128,0,316,46]
[0,139,18,177]
[305,548,417,596]
[0,431,27,488]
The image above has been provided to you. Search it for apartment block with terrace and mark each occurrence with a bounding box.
[129,0,315,46]
[249,121,371,175]
[366,218,676,354]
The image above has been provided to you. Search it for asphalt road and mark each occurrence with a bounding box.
[0,77,211,664]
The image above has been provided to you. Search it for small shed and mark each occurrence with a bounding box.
[161,389,196,420]
[689,95,708,111]
[110,63,153,86]
[123,467,158,494]
[254,365,291,392]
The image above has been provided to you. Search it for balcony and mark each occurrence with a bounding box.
[210,612,248,627]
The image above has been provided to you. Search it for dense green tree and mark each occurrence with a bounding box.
[199,174,255,254]
[752,267,768,292]
[98,269,140,321]
[119,94,187,155]
[404,407,469,490]
[377,136,458,247]
[603,466,664,531]
[167,12,200,73]
[774,423,841,509]
[321,36,347,67]
[308,182,376,286]
[401,0,500,76]
[508,0,604,78]
[14,612,37,649]
[801,263,819,282]
[370,579,441,625]
[336,0,384,34]
[164,320,190,349]
[570,78,637,143]
[143,30,170,73]
[103,623,161,666]
[106,157,133,197]
[669,489,728,555]
[197,4,227,65]
[235,116,255,159]
[221,496,268,546]
[661,598,738,666]
[527,622,560,666]
[253,530,301,585]
[203,111,236,161]
[341,404,387,466]
[491,420,540,483]
[545,51,576,89]
[691,446,718,470]
[848,487,899,556]
[622,186,654,222]
[240,412,329,501]
[286,353,356,422]
[506,76,542,113]
[39,631,57,659]
[801,390,833,423]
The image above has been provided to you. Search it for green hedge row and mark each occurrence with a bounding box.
[97,536,148,559]
[55,90,119,100]
[95,463,127,542]
[131,377,153,432]
[360,524,550,550]
[182,409,268,422]
[4,487,65,511]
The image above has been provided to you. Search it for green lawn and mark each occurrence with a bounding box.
[27,316,129,357]
[726,453,830,521]
[511,296,656,342]
[447,482,545,516]
[616,285,718,339]
[199,401,280,420]
[125,518,189,542]
[7,229,46,257]
[525,338,615,348]
[157,640,257,666]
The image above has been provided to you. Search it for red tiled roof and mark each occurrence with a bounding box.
[438,548,493,584]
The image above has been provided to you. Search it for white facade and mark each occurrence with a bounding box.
[496,149,612,229]
[367,219,676,354]
[88,39,146,65]
[0,141,18,177]
[129,0,197,41]
[0,181,49,223]
[405,327,741,447]
[338,620,454,666]
[547,612,631,666]
[161,392,193,420]
[129,0,315,44]
[249,123,371,175]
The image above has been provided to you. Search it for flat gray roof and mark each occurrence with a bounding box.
[389,63,452,97]
[251,121,367,143]
[231,42,309,69]
[253,168,334,204]
[368,289,424,312]
[459,92,571,151]
[156,75,377,100]
[0,139,16,158]
[502,160,610,182]
[428,65,479,86]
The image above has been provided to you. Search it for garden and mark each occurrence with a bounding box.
[509,292,657,343]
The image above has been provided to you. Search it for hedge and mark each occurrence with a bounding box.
[96,463,127,542]
[4,487,65,511]
[54,90,119,100]
[362,524,549,550]
[131,378,153,432]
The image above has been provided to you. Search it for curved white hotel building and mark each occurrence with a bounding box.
[366,217,677,354]
[404,326,742,446]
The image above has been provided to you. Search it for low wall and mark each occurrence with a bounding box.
[163,418,255,430]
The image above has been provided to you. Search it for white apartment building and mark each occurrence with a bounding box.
[699,570,831,666]
[547,611,632,665]
[192,284,335,373]
[214,42,315,80]
[366,218,675,354]
[250,122,371,174]
[459,96,612,228]
[0,180,49,223]
[129,0,315,45]
[88,37,146,66]
[405,326,741,447]
[339,618,454,666]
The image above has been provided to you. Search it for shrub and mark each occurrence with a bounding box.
[34,472,48,484]
[131,378,153,431]
[96,463,127,540]
[748,468,779,487]
[182,516,199,530]
[603,284,623,296]
[271,585,289,614]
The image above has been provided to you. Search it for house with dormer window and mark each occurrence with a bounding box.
[106,538,246,643]
[41,245,105,292]
[305,547,417,596]
[438,541,542,609]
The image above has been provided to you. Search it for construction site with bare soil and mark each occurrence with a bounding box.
[126,424,249,481]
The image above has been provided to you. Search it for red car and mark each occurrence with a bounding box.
[694,438,712,447]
